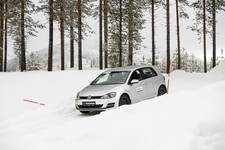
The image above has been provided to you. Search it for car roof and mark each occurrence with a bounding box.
[103,65,154,73]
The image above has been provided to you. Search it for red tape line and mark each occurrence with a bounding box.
[23,99,45,106]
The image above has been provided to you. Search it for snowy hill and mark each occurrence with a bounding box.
[0,61,225,150]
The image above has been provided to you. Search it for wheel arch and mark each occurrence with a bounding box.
[120,93,131,104]
[157,84,167,96]
[159,84,167,91]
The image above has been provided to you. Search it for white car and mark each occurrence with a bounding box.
[75,66,167,114]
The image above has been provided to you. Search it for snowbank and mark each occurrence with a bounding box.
[0,61,225,150]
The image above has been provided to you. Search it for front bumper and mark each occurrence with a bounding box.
[75,98,117,111]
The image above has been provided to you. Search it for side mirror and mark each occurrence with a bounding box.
[131,79,139,84]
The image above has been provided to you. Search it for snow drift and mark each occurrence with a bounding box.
[0,61,225,150]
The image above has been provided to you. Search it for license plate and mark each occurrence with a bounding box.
[82,101,95,106]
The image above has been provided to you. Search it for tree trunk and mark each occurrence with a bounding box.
[176,0,181,69]
[203,0,207,73]
[4,0,7,72]
[70,17,74,68]
[99,0,103,70]
[78,0,82,70]
[21,0,26,72]
[128,0,133,66]
[119,0,122,67]
[48,0,53,71]
[60,2,64,71]
[212,0,216,68]
[0,1,4,72]
[152,0,155,66]
[166,0,170,74]
[104,0,108,69]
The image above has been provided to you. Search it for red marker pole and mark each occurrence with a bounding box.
[167,60,171,94]
[23,99,45,106]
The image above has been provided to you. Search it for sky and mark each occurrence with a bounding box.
[6,0,225,62]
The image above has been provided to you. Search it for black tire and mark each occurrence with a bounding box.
[119,95,130,106]
[158,86,166,96]
[80,111,90,114]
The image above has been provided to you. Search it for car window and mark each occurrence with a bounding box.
[91,71,130,85]
[94,73,109,84]
[141,68,157,79]
[128,70,142,84]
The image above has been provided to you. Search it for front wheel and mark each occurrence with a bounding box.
[119,95,130,106]
[158,86,166,96]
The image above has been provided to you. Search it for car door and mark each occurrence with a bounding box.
[141,67,159,98]
[128,70,148,103]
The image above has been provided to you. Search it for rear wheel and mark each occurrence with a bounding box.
[158,86,166,96]
[119,95,130,106]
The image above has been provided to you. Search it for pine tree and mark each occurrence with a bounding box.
[103,0,108,68]
[140,56,146,65]
[60,0,65,70]
[99,0,103,69]
[20,0,26,71]
[189,0,208,73]
[50,0,66,71]
[127,0,133,66]
[78,0,82,70]
[107,0,125,67]
[40,0,94,70]
[5,0,45,72]
[175,0,180,69]
[145,0,163,66]
[4,0,7,72]
[208,0,225,68]
[107,0,146,67]
[212,0,216,68]
[166,0,170,74]
[48,0,53,71]
[126,0,146,66]
[160,57,167,73]
[67,0,95,70]
[27,52,38,71]
[190,0,225,72]
[151,0,155,66]
[26,52,45,71]
[181,48,189,72]
[172,48,179,70]
[175,0,189,69]
[190,54,197,73]
[0,0,4,72]
[68,0,75,68]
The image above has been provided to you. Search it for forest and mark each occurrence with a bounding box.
[0,0,224,73]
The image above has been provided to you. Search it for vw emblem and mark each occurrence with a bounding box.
[87,95,91,100]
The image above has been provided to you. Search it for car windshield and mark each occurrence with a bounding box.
[91,71,130,85]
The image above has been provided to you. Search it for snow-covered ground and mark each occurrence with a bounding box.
[0,61,225,150]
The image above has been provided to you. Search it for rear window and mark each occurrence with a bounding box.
[141,68,157,79]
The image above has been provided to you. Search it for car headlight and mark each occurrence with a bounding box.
[101,92,116,99]
[76,92,80,100]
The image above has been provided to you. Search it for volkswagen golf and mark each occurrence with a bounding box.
[75,66,167,114]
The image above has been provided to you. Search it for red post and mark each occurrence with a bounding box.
[167,59,171,94]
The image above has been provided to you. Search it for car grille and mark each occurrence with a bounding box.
[77,104,103,108]
[79,96,101,99]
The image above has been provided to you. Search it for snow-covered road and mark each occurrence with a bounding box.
[0,61,225,150]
